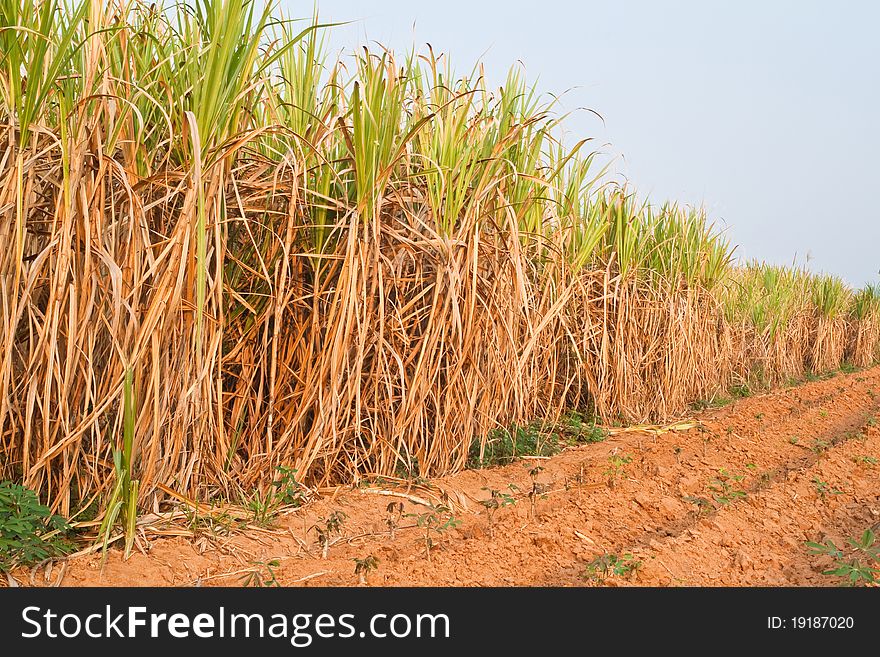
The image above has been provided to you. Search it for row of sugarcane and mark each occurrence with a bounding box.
[1,0,878,517]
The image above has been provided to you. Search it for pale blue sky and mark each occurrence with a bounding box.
[280,0,879,285]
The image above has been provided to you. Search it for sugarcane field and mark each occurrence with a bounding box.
[1,0,878,593]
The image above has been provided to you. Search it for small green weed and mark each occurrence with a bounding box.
[468,413,606,469]
[244,465,311,526]
[806,530,879,586]
[468,423,560,468]
[353,554,380,585]
[730,383,751,398]
[683,495,713,514]
[272,465,309,507]
[559,411,607,445]
[0,482,72,572]
[810,438,830,456]
[239,559,281,587]
[708,468,746,505]
[407,506,460,562]
[311,511,347,559]
[811,477,842,499]
[478,486,517,538]
[603,454,632,489]
[582,553,641,582]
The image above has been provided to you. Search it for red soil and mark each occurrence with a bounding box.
[12,367,880,587]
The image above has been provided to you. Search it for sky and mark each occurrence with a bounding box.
[279,0,880,285]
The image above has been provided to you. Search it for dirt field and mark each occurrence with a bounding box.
[14,366,880,587]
